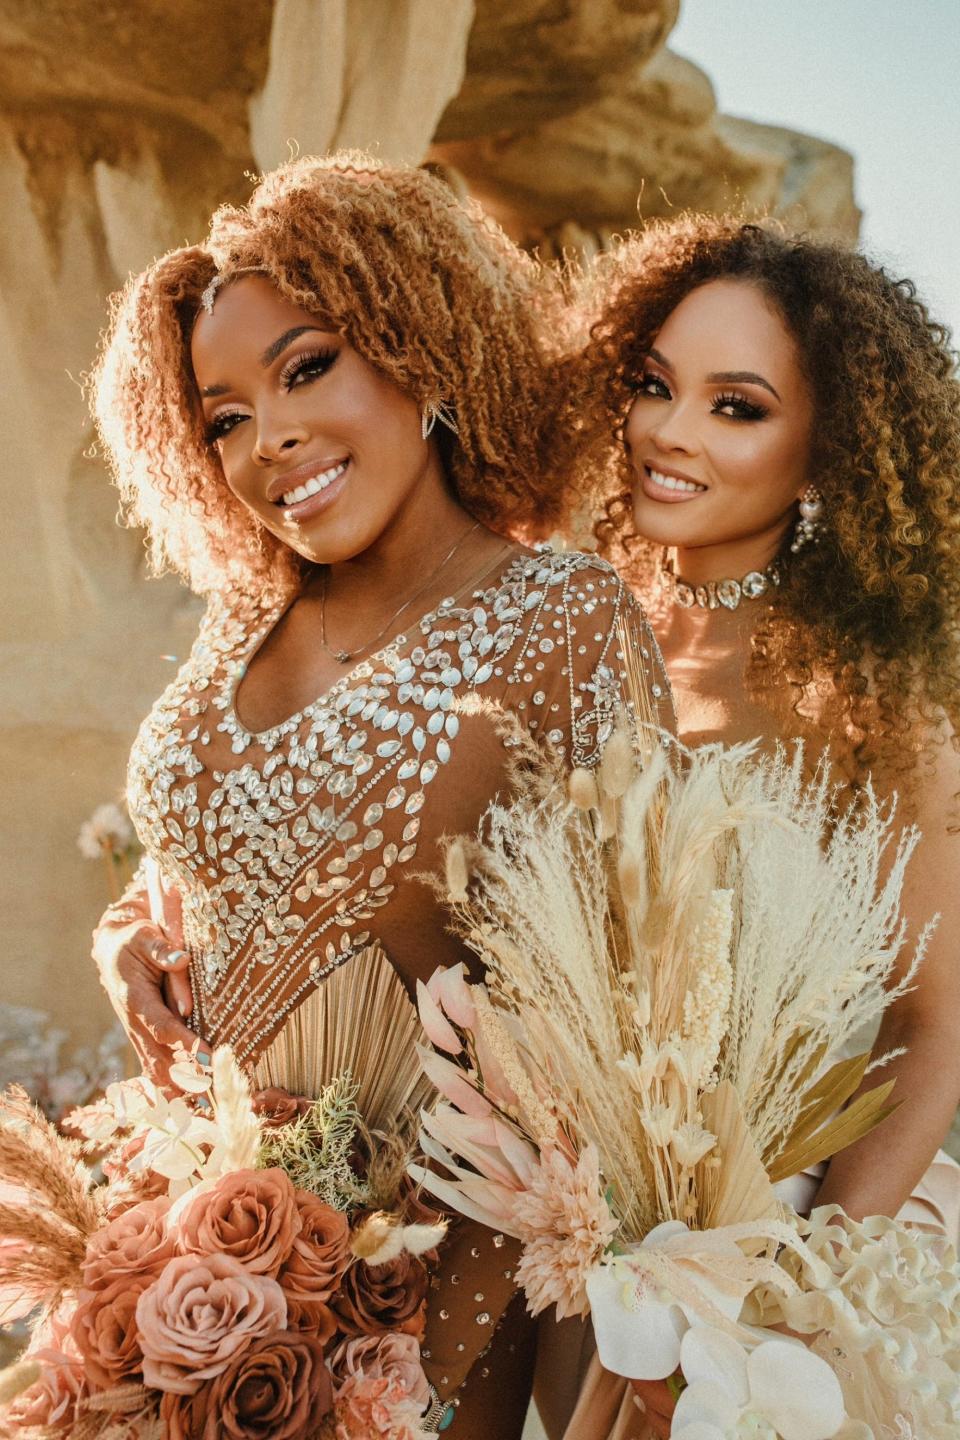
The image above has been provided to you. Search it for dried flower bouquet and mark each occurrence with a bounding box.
[0,1049,449,1439]
[412,725,960,1438]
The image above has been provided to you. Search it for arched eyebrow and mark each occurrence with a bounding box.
[706,368,781,401]
[199,326,324,398]
[646,347,782,402]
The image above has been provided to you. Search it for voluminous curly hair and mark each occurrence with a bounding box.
[91,152,563,598]
[566,215,960,789]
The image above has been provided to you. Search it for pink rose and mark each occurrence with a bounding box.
[176,1168,300,1276]
[277,1192,351,1309]
[81,1196,174,1290]
[136,1253,286,1394]
[161,1331,333,1440]
[329,1331,431,1411]
[6,1339,86,1431]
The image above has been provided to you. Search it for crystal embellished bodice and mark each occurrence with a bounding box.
[127,548,671,1066]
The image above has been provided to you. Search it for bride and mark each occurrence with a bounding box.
[87,154,672,1438]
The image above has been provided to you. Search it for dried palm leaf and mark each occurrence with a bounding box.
[699,1083,779,1230]
[767,1083,899,1185]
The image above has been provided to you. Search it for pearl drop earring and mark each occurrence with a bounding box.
[791,485,824,553]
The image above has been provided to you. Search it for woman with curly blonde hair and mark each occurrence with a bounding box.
[557,217,960,1438]
[87,152,671,1439]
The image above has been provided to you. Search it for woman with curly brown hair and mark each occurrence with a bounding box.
[556,217,960,1439]
[86,152,671,1439]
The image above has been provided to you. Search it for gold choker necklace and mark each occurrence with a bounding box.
[659,553,781,611]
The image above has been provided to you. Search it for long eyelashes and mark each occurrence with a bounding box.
[277,346,338,389]
[204,347,340,446]
[636,371,769,422]
[712,390,769,421]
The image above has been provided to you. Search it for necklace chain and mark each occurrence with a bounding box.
[659,551,781,611]
[319,522,483,663]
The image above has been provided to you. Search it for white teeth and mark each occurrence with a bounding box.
[279,461,347,507]
[648,468,705,494]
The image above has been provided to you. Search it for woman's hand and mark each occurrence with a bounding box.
[92,875,199,1087]
[630,1378,676,1437]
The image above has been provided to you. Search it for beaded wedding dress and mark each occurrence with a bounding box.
[125,545,671,1438]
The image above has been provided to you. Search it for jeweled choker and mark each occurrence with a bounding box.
[659,552,781,611]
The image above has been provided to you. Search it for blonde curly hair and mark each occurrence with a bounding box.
[565,215,960,789]
[91,153,562,598]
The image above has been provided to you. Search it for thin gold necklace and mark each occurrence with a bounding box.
[319,522,481,664]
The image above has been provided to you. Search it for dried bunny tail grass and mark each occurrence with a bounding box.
[598,722,634,799]
[211,1046,261,1172]
[444,838,471,902]
[0,1087,102,1237]
[568,766,600,812]
[0,1358,40,1406]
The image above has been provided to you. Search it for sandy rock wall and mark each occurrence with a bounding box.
[0,0,856,1052]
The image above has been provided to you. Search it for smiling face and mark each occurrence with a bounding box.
[190,275,442,566]
[623,279,815,569]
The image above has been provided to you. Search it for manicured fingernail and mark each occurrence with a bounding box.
[177,1000,190,1017]
[196,1051,211,1066]
[165,950,186,965]
[196,1097,213,1112]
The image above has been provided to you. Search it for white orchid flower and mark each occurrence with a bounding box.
[586,1221,751,1380]
[132,1097,219,1182]
[673,1327,845,1440]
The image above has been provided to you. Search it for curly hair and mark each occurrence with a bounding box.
[564,215,960,790]
[90,152,563,599]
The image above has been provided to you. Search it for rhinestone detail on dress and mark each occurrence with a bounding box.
[127,550,671,1063]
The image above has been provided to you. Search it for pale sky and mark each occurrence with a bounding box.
[671,0,960,349]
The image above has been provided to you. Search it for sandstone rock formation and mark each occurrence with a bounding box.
[0,0,857,1055]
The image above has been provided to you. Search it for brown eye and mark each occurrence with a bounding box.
[279,348,338,389]
[637,372,671,399]
[712,391,768,421]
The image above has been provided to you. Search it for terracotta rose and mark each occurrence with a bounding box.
[331,1252,429,1340]
[175,1168,301,1276]
[136,1253,287,1394]
[161,1331,333,1440]
[284,1295,338,1344]
[278,1192,351,1308]
[81,1196,174,1290]
[250,1087,313,1129]
[70,1273,155,1388]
